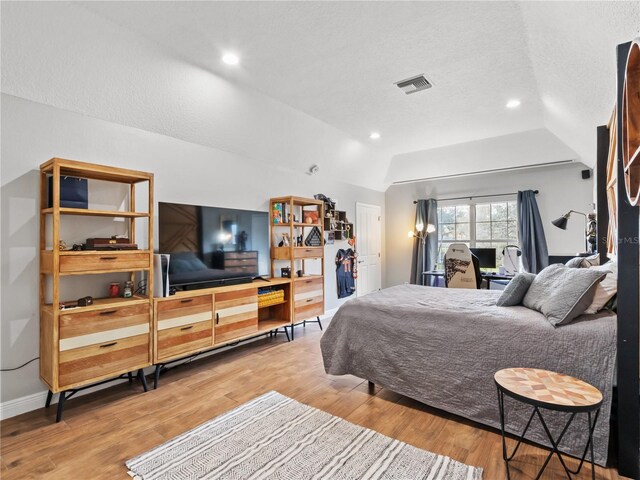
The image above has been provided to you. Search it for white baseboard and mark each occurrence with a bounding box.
[0,378,132,420]
[0,390,50,420]
[1,308,339,420]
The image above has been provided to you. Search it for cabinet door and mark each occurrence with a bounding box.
[294,276,324,322]
[156,294,213,362]
[58,303,151,389]
[214,288,258,344]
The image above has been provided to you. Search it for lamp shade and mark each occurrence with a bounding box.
[552,215,569,230]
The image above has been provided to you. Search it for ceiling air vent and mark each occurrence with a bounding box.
[395,74,432,95]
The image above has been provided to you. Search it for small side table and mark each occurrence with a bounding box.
[494,368,603,480]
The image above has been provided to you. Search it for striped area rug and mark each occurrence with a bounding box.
[126,391,483,479]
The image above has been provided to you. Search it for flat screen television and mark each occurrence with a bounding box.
[158,202,270,290]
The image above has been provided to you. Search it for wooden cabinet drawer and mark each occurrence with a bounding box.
[157,320,213,362]
[214,288,258,344]
[59,303,150,351]
[294,280,323,304]
[59,252,150,274]
[157,294,213,328]
[294,276,323,292]
[294,277,323,322]
[58,334,149,388]
[295,301,324,322]
[294,247,323,259]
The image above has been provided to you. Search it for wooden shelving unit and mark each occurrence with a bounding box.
[39,158,154,422]
[323,209,353,241]
[269,196,325,337]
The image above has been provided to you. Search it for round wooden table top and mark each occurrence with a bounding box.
[495,368,603,410]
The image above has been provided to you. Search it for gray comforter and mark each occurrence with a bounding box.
[320,285,617,465]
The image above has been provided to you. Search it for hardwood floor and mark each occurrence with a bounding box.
[0,323,627,479]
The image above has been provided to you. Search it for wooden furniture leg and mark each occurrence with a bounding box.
[137,369,148,392]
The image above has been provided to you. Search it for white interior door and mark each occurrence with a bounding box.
[355,203,382,296]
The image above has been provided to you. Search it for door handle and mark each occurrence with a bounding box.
[180,299,193,303]
[99,342,117,348]
[180,325,194,331]
[358,260,365,264]
[100,256,117,261]
[216,313,220,325]
[100,310,118,316]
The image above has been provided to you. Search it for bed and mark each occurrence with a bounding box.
[320,284,617,465]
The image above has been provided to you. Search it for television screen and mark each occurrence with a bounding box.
[158,202,270,287]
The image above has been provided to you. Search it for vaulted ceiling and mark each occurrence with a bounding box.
[81,1,547,160]
[81,1,640,176]
[3,2,639,189]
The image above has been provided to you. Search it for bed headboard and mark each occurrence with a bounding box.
[596,124,610,265]
[613,40,639,479]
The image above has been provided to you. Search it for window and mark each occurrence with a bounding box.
[436,200,518,269]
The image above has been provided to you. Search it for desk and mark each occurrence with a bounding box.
[422,271,514,289]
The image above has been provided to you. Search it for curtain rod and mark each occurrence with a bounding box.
[412,190,538,204]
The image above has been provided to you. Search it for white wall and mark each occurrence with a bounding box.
[384,163,593,287]
[0,94,384,406]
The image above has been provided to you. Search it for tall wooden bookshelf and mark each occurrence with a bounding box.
[269,196,325,338]
[39,158,154,421]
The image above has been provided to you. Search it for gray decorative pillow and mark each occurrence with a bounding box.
[496,273,536,306]
[565,254,600,269]
[522,264,607,326]
[565,257,585,268]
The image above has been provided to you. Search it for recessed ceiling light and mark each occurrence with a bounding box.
[506,99,521,109]
[222,53,240,66]
[369,132,381,140]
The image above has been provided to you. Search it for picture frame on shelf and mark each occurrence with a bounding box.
[326,231,335,245]
[304,211,319,224]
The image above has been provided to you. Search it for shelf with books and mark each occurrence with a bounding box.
[269,196,325,339]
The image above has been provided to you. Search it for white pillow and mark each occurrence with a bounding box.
[584,261,617,314]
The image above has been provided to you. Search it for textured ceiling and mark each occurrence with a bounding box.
[80,0,548,161]
[79,1,639,169]
[519,1,640,169]
[4,1,639,187]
